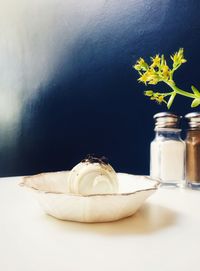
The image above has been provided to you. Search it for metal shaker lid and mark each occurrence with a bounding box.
[185,112,200,129]
[153,112,181,129]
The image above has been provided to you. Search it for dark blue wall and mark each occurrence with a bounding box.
[1,0,200,177]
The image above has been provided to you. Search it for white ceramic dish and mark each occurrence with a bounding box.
[21,171,159,223]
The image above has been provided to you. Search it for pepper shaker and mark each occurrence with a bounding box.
[185,112,200,188]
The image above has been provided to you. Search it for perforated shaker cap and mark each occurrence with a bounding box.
[185,112,200,129]
[153,112,181,129]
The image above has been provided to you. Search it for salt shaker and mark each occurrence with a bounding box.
[185,112,200,188]
[150,112,185,187]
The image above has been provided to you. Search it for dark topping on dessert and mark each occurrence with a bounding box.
[82,154,109,165]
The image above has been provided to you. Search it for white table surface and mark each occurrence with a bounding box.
[0,176,200,271]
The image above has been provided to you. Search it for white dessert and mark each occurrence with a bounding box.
[67,157,119,195]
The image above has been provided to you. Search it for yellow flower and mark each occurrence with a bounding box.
[134,58,149,71]
[171,48,187,68]
[148,75,159,85]
[137,58,145,66]
[157,95,165,104]
[150,93,166,104]
[138,72,149,84]
[145,69,160,84]
[161,65,170,80]
[138,68,159,85]
[151,54,161,68]
[133,48,197,108]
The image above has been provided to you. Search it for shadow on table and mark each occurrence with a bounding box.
[43,203,177,235]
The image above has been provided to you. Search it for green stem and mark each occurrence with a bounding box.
[154,91,173,97]
[166,83,195,99]
[167,92,177,109]
[162,92,174,97]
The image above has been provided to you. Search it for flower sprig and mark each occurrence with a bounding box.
[133,48,200,108]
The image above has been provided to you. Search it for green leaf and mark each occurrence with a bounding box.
[191,85,200,97]
[167,92,176,109]
[191,98,200,108]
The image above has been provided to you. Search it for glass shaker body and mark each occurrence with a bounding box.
[185,129,200,188]
[185,112,200,189]
[150,112,185,187]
